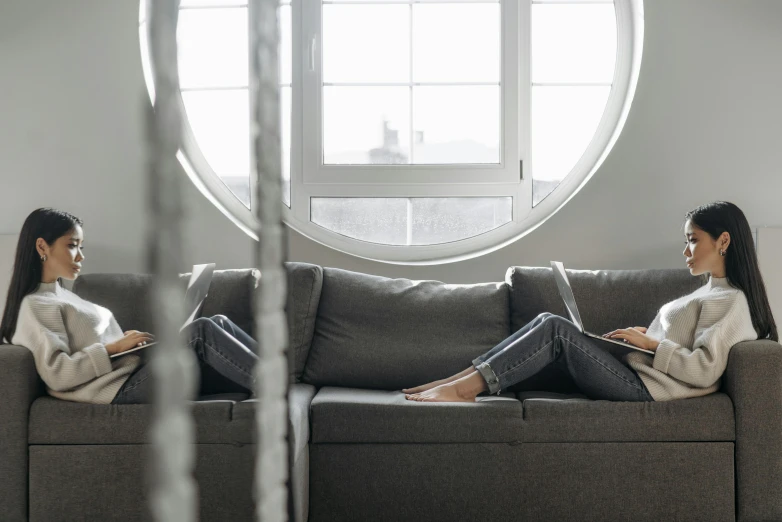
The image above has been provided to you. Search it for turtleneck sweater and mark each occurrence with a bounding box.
[10,280,141,404]
[623,275,759,401]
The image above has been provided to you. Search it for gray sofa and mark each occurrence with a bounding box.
[2,262,781,521]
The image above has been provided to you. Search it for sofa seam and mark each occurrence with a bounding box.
[297,269,320,382]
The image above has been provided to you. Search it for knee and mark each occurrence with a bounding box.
[536,312,555,321]
[193,317,215,329]
[539,313,568,331]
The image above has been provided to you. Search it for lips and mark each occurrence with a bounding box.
[73,266,81,271]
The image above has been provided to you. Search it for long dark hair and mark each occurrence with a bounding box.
[0,208,84,344]
[685,201,778,341]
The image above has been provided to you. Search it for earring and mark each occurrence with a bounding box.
[719,249,726,256]
[40,254,47,262]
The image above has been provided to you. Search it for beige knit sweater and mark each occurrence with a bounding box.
[624,275,758,401]
[11,280,141,404]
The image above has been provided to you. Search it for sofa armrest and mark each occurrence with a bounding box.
[723,339,782,522]
[0,345,45,522]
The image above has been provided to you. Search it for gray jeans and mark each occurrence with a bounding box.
[472,312,654,402]
[111,314,259,404]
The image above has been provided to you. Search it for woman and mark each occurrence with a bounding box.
[0,208,260,405]
[402,201,778,403]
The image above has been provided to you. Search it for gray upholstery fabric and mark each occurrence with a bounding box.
[302,267,510,389]
[72,264,323,385]
[507,265,703,339]
[285,262,323,383]
[504,266,704,393]
[29,444,258,522]
[517,391,734,442]
[72,269,258,338]
[723,339,782,522]
[29,383,315,454]
[309,386,734,444]
[27,384,315,522]
[0,345,44,522]
[310,387,522,443]
[309,442,735,522]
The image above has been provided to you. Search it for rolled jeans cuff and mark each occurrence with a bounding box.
[472,357,502,395]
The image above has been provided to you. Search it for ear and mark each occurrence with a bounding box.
[720,232,731,248]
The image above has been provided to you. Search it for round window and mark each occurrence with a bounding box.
[138,0,643,264]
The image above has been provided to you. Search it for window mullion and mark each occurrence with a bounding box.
[515,0,532,222]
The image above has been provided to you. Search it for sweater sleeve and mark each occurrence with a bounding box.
[651,293,739,388]
[18,298,114,392]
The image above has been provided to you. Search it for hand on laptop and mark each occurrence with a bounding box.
[602,327,659,351]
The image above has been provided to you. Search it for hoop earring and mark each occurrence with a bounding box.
[719,249,726,256]
[40,254,47,262]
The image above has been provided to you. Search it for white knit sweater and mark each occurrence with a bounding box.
[624,275,759,401]
[10,279,141,404]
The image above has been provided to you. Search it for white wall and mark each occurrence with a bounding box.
[1,0,780,286]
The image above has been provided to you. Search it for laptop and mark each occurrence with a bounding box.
[550,261,656,355]
[110,263,216,358]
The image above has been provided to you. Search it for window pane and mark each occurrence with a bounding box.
[282,86,291,207]
[311,197,512,245]
[413,86,500,164]
[413,3,500,84]
[324,86,410,164]
[531,85,610,205]
[221,176,250,208]
[410,197,511,245]
[323,4,409,84]
[280,4,292,85]
[531,4,616,84]
[182,89,250,176]
[311,198,408,245]
[178,8,248,89]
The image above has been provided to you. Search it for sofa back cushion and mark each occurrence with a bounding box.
[504,266,705,393]
[72,263,324,384]
[72,269,258,336]
[285,262,324,382]
[301,267,510,390]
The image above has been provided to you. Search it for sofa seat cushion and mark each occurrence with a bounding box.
[311,386,524,444]
[309,387,735,444]
[28,384,317,458]
[515,391,735,442]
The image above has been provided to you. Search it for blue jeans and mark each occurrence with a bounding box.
[111,315,259,404]
[472,312,654,402]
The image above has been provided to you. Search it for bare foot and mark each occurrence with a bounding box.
[402,377,453,394]
[401,366,477,393]
[404,382,476,403]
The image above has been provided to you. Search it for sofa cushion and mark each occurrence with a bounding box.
[72,269,259,338]
[310,387,523,443]
[507,265,703,341]
[309,387,735,444]
[285,262,324,383]
[301,267,510,390]
[28,383,317,456]
[515,391,735,442]
[73,264,323,385]
[504,266,704,393]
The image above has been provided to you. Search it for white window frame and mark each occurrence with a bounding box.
[139,0,643,264]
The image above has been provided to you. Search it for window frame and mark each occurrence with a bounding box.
[138,0,644,264]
